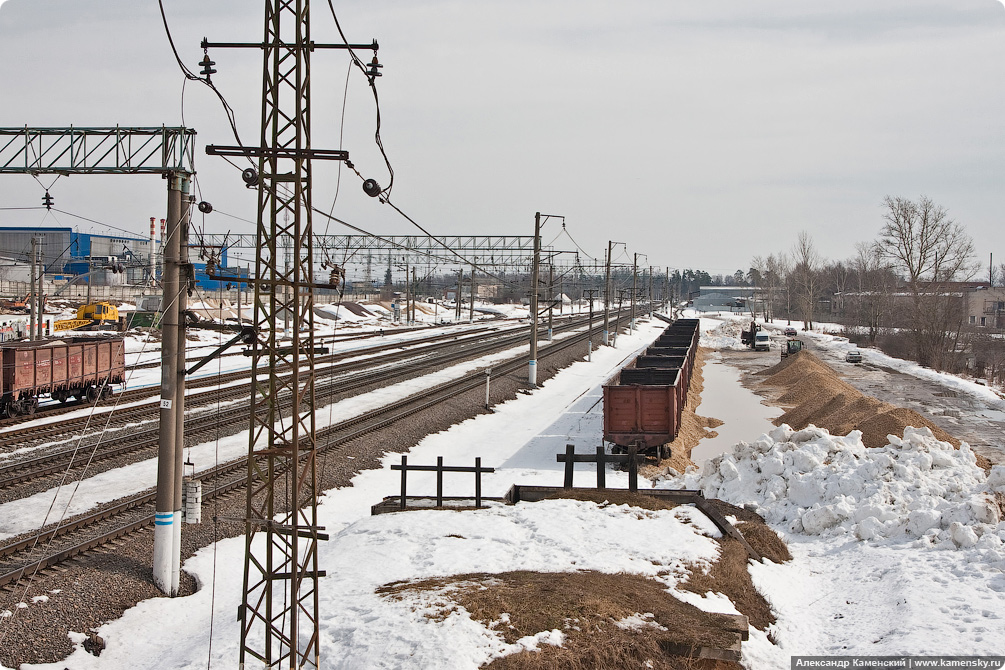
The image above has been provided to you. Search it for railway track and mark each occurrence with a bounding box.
[0,325,503,438]
[0,317,585,490]
[0,316,608,590]
[0,325,499,430]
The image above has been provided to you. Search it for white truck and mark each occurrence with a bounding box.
[754,332,771,351]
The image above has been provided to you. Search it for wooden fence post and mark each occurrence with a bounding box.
[399,455,408,509]
[628,446,638,492]
[475,457,483,507]
[563,444,575,489]
[596,446,606,490]
[436,456,444,507]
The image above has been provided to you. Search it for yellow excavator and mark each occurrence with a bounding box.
[53,302,120,332]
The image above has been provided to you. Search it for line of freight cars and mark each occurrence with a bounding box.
[0,336,126,418]
[602,318,700,459]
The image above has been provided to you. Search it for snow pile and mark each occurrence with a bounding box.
[699,315,746,350]
[657,424,1005,566]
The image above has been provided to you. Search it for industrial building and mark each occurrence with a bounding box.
[0,224,233,291]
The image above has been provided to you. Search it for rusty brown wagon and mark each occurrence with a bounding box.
[0,336,126,418]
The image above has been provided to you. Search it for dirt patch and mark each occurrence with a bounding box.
[379,570,742,670]
[753,351,992,471]
[374,493,790,668]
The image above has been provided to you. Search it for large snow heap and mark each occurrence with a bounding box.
[656,425,1005,569]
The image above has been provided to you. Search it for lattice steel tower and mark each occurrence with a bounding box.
[205,3,377,667]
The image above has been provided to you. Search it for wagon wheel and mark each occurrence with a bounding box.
[86,386,100,404]
[0,402,13,419]
[660,444,672,460]
[24,398,37,416]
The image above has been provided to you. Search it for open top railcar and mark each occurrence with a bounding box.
[0,336,126,417]
[602,319,701,459]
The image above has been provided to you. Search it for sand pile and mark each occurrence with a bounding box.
[756,350,990,470]
[640,346,720,476]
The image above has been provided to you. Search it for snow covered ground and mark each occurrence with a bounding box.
[4,313,1005,668]
[658,424,1005,658]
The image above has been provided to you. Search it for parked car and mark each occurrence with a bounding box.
[845,350,863,363]
[784,326,797,336]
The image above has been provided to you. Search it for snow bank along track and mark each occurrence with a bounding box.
[124,322,440,372]
[0,313,619,589]
[0,317,604,488]
[0,326,497,429]
[0,325,500,450]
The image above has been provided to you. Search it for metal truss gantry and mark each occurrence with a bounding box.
[199,234,582,281]
[0,126,196,174]
[0,126,195,599]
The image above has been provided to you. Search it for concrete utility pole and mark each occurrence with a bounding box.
[648,266,654,317]
[666,266,671,312]
[455,268,463,321]
[631,253,638,333]
[153,172,190,597]
[29,237,37,341]
[584,288,598,361]
[547,264,554,342]
[36,239,45,339]
[404,261,410,325]
[469,257,476,323]
[529,213,541,385]
[603,240,613,346]
[559,274,563,315]
[412,266,418,325]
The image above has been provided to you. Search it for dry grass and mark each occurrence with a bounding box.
[379,570,742,670]
[679,499,791,632]
[376,495,791,669]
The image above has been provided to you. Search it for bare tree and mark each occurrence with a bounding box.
[994,262,1005,288]
[792,231,821,330]
[851,242,895,343]
[876,195,977,369]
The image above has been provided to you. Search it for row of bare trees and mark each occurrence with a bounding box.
[750,195,996,373]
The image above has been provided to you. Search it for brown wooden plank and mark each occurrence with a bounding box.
[692,497,762,561]
[663,634,742,662]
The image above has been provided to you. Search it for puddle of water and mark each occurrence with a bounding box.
[689,354,783,465]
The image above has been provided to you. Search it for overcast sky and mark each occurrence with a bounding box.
[1,0,1004,275]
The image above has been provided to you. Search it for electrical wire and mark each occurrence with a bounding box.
[50,208,149,239]
[0,313,167,645]
[326,0,394,196]
[323,60,354,238]
[157,0,252,165]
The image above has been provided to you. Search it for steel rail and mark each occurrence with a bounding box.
[0,315,625,590]
[0,315,597,486]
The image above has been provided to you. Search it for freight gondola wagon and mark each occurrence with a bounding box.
[600,317,701,460]
[0,336,126,417]
[602,366,683,460]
